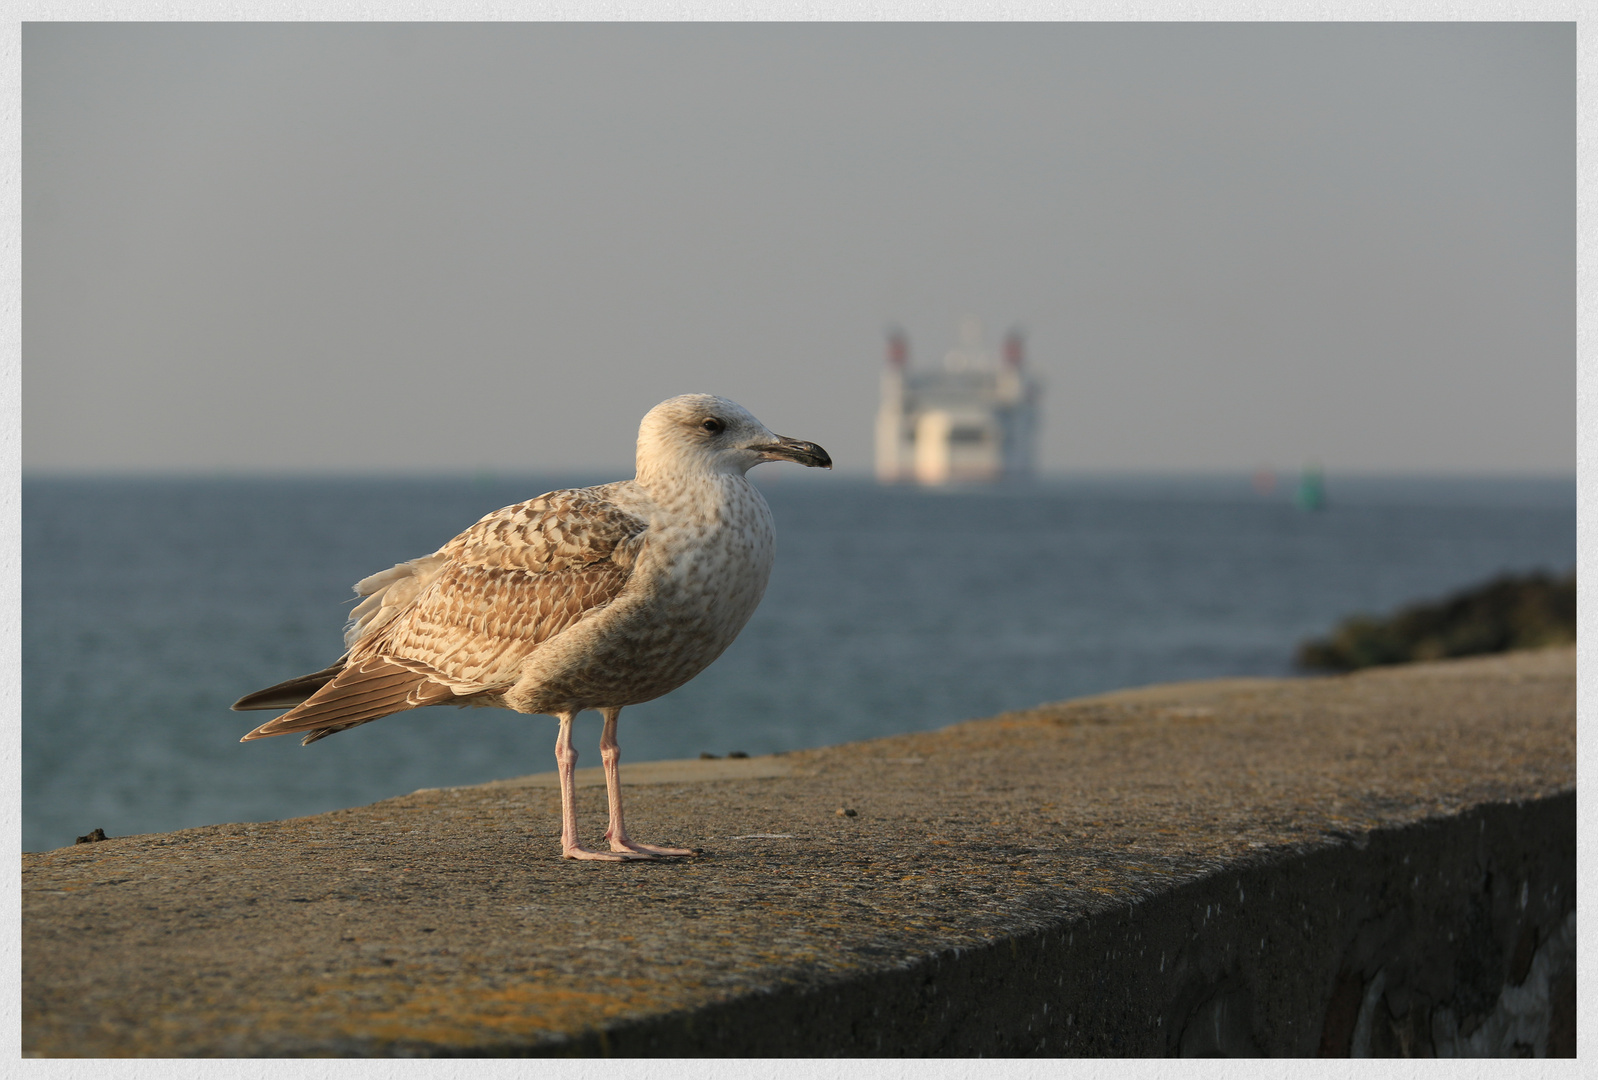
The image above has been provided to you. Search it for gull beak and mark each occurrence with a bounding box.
[753,435,832,470]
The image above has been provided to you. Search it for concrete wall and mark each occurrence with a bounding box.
[22,648,1577,1057]
[557,795,1575,1057]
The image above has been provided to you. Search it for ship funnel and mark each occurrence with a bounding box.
[886,328,909,370]
[1003,329,1025,369]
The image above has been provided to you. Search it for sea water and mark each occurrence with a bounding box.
[21,473,1574,852]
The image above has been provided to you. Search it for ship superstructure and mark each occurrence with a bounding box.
[875,317,1042,484]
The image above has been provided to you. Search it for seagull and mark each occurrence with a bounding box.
[233,394,831,860]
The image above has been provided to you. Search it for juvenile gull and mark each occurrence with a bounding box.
[233,395,831,860]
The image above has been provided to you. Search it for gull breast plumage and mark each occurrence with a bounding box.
[233,394,831,860]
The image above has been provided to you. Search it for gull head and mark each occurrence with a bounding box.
[636,394,832,481]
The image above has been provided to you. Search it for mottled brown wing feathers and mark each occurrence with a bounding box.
[359,488,645,692]
[379,561,632,688]
[239,486,648,744]
[444,488,647,573]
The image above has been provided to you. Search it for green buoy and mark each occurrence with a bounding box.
[1295,464,1325,511]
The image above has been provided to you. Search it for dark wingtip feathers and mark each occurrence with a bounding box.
[231,659,348,712]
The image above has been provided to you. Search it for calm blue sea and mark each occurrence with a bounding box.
[22,473,1574,853]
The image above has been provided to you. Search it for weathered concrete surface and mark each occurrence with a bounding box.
[22,647,1576,1057]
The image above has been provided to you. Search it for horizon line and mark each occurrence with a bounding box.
[18,466,1578,483]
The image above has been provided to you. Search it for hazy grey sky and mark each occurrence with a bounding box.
[23,22,1572,476]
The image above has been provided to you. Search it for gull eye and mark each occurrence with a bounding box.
[701,417,725,435]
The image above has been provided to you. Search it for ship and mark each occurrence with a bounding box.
[875,316,1043,485]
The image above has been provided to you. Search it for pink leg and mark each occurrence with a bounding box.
[601,707,693,857]
[555,711,639,861]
